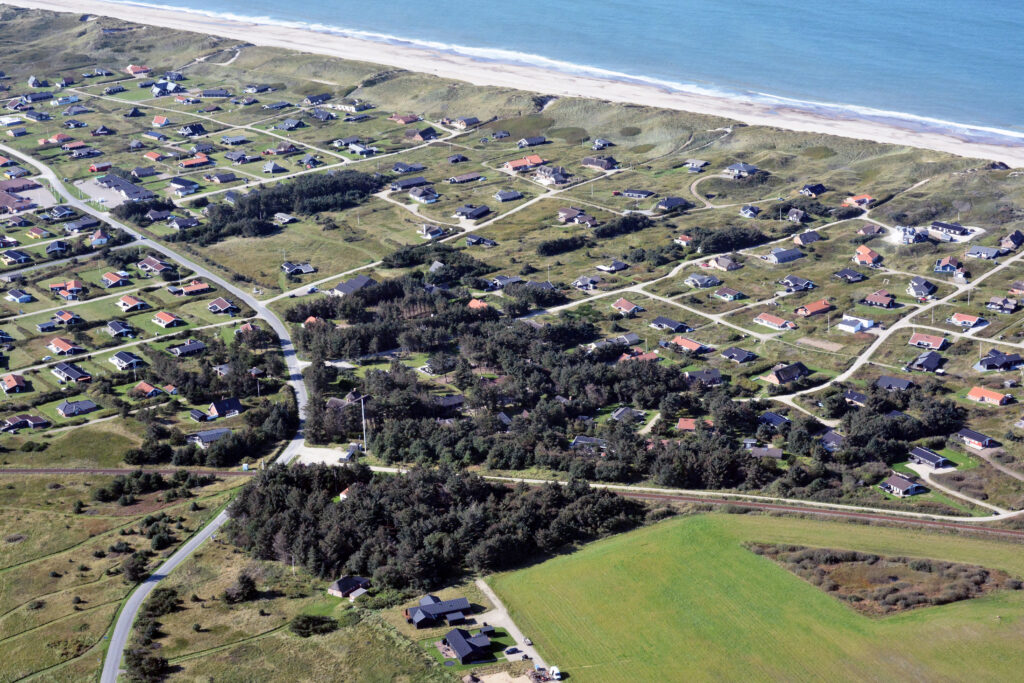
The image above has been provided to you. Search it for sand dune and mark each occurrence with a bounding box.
[6,0,1024,166]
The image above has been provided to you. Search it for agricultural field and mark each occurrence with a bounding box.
[489,513,1024,682]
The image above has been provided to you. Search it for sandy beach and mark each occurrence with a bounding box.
[6,0,1024,167]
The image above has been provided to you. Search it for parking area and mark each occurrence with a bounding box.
[74,178,127,207]
[17,186,57,210]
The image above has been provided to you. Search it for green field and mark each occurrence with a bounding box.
[489,514,1024,682]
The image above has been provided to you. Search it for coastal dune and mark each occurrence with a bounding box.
[6,0,1024,166]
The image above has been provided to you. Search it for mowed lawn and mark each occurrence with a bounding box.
[489,514,1024,682]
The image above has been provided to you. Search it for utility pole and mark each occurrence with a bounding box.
[360,394,368,450]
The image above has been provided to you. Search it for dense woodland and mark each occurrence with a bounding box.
[226,464,648,589]
[288,265,975,511]
[117,171,385,245]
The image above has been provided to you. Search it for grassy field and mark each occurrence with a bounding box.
[489,513,1024,682]
[134,539,469,682]
[0,472,244,682]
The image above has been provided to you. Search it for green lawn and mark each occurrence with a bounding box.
[489,514,1024,682]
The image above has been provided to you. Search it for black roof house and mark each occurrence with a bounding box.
[834,268,866,284]
[331,274,377,297]
[209,397,243,417]
[405,595,471,628]
[443,628,491,665]
[975,348,1023,372]
[908,446,950,469]
[876,375,913,391]
[768,361,809,384]
[957,428,997,448]
[650,316,689,332]
[910,350,943,373]
[721,346,757,363]
[169,338,206,357]
[759,411,790,429]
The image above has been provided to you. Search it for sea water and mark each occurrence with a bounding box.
[110,0,1024,142]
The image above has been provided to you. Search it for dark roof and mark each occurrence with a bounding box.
[329,576,370,594]
[834,268,865,282]
[875,375,913,391]
[657,196,691,211]
[759,411,790,428]
[189,428,231,444]
[107,320,133,334]
[721,346,756,363]
[651,316,687,331]
[977,348,1022,371]
[909,446,948,467]
[821,430,845,449]
[57,398,97,415]
[685,368,722,385]
[779,274,812,288]
[390,176,429,191]
[769,248,804,263]
[957,428,995,445]
[455,204,490,219]
[570,435,607,449]
[433,394,465,409]
[169,339,206,356]
[882,474,920,493]
[112,350,144,365]
[908,276,936,294]
[912,350,943,372]
[52,361,89,381]
[415,596,470,619]
[770,362,809,383]
[444,628,490,663]
[844,389,868,404]
[333,274,377,296]
[210,397,243,415]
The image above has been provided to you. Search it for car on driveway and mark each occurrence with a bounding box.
[505,647,519,655]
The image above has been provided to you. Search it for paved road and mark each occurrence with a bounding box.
[0,142,311,683]
[0,131,1013,678]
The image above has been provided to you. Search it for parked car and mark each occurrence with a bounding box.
[505,647,519,655]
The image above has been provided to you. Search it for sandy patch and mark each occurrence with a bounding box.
[796,337,844,352]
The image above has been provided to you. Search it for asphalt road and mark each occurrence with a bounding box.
[0,142,310,682]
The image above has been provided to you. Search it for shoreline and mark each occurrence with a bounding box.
[6,0,1024,167]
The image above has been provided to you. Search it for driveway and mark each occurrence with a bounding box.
[475,578,547,670]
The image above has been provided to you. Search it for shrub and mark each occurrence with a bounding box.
[222,572,258,604]
[289,615,339,637]
[143,588,180,618]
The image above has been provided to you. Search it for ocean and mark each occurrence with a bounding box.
[112,0,1024,142]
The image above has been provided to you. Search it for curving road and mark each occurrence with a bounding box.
[0,142,310,682]
[0,118,1016,679]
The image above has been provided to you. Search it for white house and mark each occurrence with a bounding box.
[836,315,874,334]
